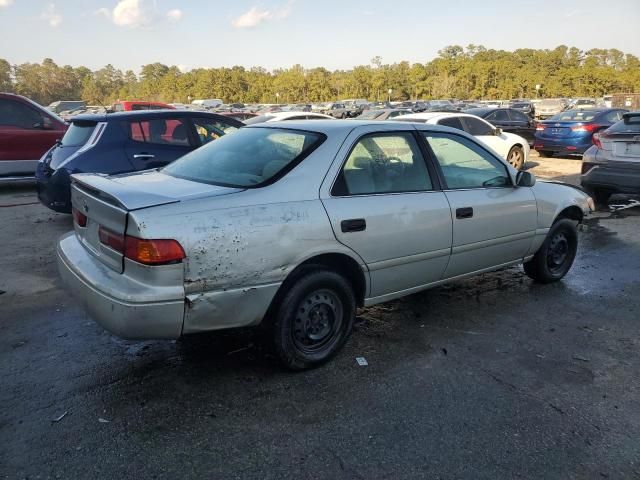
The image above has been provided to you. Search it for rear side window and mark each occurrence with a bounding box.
[437,117,465,131]
[0,98,42,128]
[128,119,191,146]
[332,133,432,196]
[192,117,238,145]
[61,121,96,146]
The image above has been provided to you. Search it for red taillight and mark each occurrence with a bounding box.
[72,208,87,227]
[592,133,602,149]
[571,124,599,133]
[124,237,185,265]
[98,226,185,265]
[581,162,596,175]
[536,124,546,131]
[98,226,125,252]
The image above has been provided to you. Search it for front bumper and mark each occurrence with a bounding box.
[57,232,185,339]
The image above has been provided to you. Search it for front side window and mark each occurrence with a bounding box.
[192,117,238,145]
[0,99,42,128]
[437,116,465,131]
[128,118,191,146]
[163,127,324,187]
[462,117,495,136]
[485,110,510,122]
[333,132,432,196]
[424,133,511,189]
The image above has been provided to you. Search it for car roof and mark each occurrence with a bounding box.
[245,119,464,135]
[69,109,244,123]
[399,111,473,121]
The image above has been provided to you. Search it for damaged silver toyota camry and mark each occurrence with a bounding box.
[57,120,593,369]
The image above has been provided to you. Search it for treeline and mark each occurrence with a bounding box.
[1,45,639,106]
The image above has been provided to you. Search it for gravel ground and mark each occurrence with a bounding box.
[1,153,639,479]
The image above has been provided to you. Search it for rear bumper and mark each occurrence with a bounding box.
[581,163,640,194]
[36,163,72,213]
[534,138,592,155]
[57,232,185,339]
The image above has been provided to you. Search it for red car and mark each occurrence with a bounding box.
[0,93,67,180]
[110,100,175,112]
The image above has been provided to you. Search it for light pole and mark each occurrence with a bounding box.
[535,84,541,99]
[275,92,280,104]
[388,88,392,103]
[187,95,191,104]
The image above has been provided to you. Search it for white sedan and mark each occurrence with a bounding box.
[395,112,530,169]
[245,111,334,124]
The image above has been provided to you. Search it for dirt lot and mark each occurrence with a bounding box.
[1,153,639,479]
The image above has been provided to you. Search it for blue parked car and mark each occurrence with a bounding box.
[36,110,243,213]
[534,108,627,157]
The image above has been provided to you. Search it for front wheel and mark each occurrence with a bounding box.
[507,146,525,169]
[273,269,356,370]
[524,219,578,283]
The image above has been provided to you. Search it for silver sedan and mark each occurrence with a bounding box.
[58,120,593,369]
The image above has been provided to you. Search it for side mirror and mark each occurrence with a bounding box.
[494,127,503,136]
[516,170,536,187]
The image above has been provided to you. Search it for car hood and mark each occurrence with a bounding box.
[72,170,244,211]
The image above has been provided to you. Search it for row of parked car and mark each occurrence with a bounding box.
[0,92,636,207]
[3,89,638,369]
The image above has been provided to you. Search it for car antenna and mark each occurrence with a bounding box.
[94,97,110,114]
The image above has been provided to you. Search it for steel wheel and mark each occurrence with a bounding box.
[546,232,569,274]
[292,288,343,354]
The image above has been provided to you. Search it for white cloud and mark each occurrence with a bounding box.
[232,1,294,29]
[0,0,14,8]
[97,0,182,28]
[166,8,182,23]
[41,2,62,27]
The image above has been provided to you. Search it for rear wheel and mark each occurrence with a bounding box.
[272,269,356,370]
[507,146,525,169]
[538,150,553,158]
[524,219,578,283]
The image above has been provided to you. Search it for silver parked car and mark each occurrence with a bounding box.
[58,121,593,369]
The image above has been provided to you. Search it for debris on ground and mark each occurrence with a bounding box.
[572,354,590,362]
[610,199,640,212]
[98,418,110,423]
[355,357,368,366]
[51,411,67,423]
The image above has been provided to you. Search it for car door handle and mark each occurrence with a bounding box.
[133,153,155,159]
[341,218,366,233]
[456,207,473,219]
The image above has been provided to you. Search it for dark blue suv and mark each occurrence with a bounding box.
[36,110,244,213]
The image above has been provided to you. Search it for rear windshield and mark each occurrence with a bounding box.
[61,121,96,146]
[163,127,324,188]
[511,103,530,109]
[549,110,598,122]
[607,115,640,134]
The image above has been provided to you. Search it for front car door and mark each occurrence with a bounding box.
[419,129,537,278]
[320,125,452,302]
[507,109,536,144]
[124,115,195,170]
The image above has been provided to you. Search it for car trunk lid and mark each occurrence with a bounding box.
[70,170,244,273]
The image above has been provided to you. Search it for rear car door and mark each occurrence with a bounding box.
[421,130,537,278]
[321,125,452,300]
[461,116,510,158]
[124,116,195,170]
[507,110,535,144]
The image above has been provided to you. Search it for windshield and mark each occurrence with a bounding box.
[163,127,324,188]
[60,121,96,147]
[549,110,599,122]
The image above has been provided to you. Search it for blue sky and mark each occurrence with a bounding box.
[1,0,639,72]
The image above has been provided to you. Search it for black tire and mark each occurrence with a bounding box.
[588,189,611,210]
[524,219,578,283]
[507,145,525,169]
[538,150,553,158]
[273,269,356,370]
